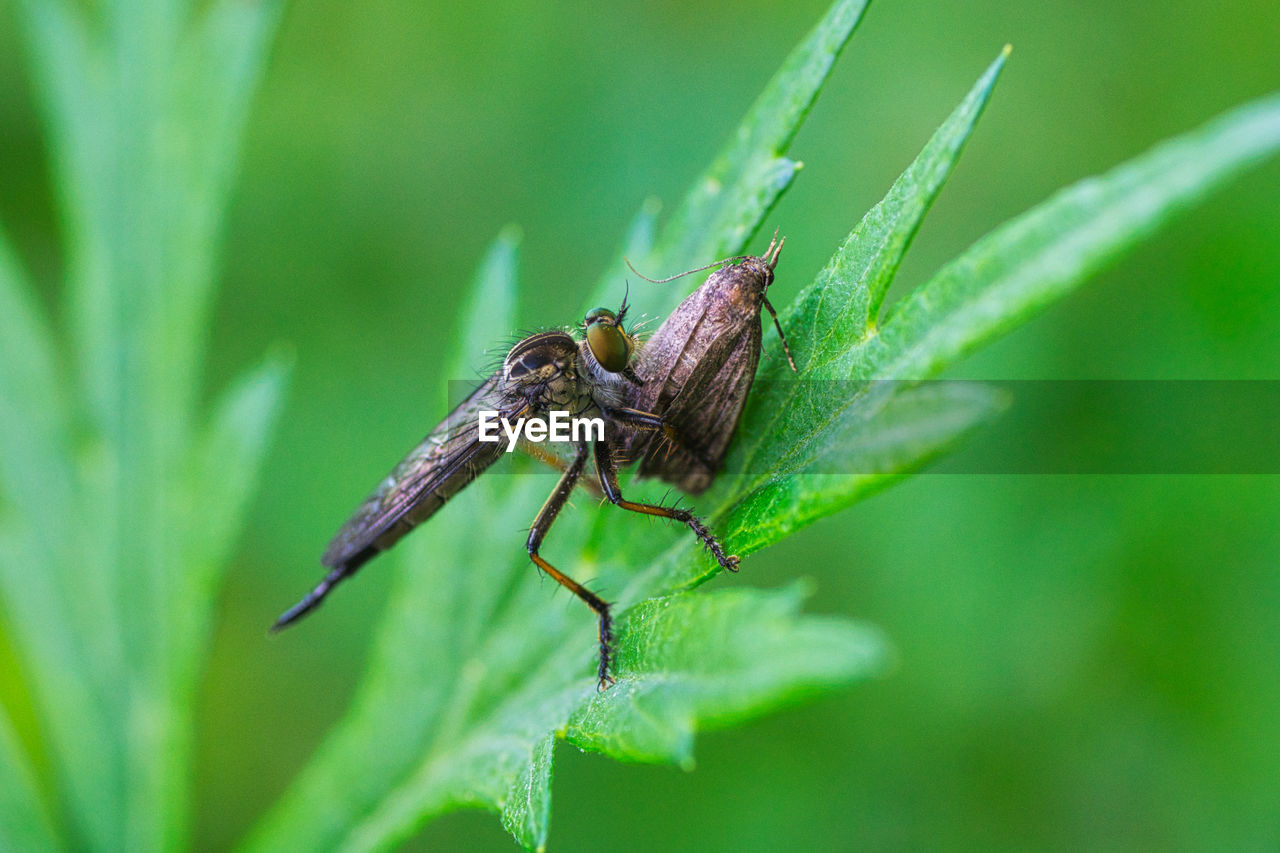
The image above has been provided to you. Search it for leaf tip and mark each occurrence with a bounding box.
[262,341,297,376]
[497,223,524,247]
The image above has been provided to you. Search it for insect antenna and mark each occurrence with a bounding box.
[624,254,751,284]
[616,280,631,325]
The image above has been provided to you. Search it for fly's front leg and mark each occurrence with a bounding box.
[593,440,740,573]
[604,406,717,473]
[527,440,617,689]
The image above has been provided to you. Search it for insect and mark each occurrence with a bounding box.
[273,301,739,689]
[625,232,795,494]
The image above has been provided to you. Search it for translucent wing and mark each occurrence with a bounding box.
[320,373,517,568]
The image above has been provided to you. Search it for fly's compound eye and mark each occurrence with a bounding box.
[584,310,631,373]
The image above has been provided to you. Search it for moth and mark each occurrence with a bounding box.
[273,302,739,689]
[625,233,795,494]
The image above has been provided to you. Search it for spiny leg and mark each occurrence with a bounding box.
[593,440,740,572]
[527,440,617,689]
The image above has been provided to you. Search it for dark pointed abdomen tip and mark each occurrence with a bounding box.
[270,596,318,633]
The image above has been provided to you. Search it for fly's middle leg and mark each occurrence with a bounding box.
[593,440,740,573]
[527,440,617,690]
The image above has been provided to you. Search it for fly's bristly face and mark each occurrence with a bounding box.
[583,306,632,373]
[581,300,642,396]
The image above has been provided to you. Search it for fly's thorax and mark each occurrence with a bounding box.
[543,363,594,412]
[501,330,581,412]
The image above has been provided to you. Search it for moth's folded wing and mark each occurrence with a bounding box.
[639,324,761,492]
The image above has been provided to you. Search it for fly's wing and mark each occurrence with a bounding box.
[320,374,515,568]
[638,321,762,494]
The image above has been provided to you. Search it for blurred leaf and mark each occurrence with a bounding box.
[0,225,72,548]
[588,0,871,313]
[452,227,522,383]
[0,705,58,851]
[3,0,285,849]
[0,221,124,850]
[869,92,1280,381]
[187,355,293,574]
[181,351,292,657]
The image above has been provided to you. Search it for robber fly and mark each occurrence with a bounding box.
[625,232,794,494]
[273,300,739,689]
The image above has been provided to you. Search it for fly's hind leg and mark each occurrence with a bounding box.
[527,440,616,690]
[593,440,740,573]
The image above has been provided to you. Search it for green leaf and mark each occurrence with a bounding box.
[565,583,887,764]
[499,733,555,852]
[248,207,886,853]
[179,352,291,675]
[587,0,871,314]
[0,226,124,851]
[868,91,1280,381]
[724,381,1009,555]
[0,705,59,851]
[0,225,74,552]
[715,75,1280,572]
[730,49,1008,493]
[595,52,1012,602]
[5,0,285,849]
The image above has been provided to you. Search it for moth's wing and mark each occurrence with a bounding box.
[623,291,728,465]
[320,374,514,568]
[639,322,762,493]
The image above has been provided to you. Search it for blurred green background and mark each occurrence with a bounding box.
[2,0,1278,849]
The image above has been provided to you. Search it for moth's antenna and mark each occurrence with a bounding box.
[765,231,785,270]
[625,254,751,284]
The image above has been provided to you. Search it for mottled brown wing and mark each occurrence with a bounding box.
[320,374,516,568]
[638,321,762,493]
